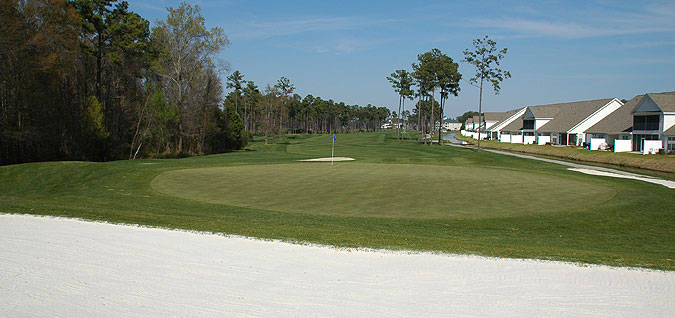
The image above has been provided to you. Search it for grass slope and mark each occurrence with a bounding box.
[1,131,673,270]
[456,135,675,177]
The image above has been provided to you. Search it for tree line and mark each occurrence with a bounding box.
[0,0,392,165]
[1,0,234,165]
[223,72,390,145]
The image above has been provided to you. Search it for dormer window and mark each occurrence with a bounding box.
[523,119,534,130]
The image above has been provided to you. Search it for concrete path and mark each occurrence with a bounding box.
[443,133,675,189]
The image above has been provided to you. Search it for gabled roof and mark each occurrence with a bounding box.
[664,125,675,135]
[631,91,675,113]
[586,95,640,134]
[649,92,675,112]
[501,115,525,131]
[483,111,513,122]
[503,105,560,131]
[536,98,614,133]
[525,105,561,119]
[500,108,524,121]
[489,107,526,132]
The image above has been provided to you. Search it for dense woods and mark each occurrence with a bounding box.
[0,0,391,165]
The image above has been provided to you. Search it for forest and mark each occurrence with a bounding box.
[0,0,391,165]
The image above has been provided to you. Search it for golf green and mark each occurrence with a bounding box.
[151,163,614,218]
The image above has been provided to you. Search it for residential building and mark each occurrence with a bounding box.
[629,91,675,152]
[442,118,462,131]
[502,98,623,146]
[585,95,638,149]
[536,98,623,146]
[464,117,474,131]
[501,104,560,144]
[484,108,526,140]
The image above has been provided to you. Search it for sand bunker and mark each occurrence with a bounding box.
[299,157,355,162]
[569,168,675,189]
[1,214,673,317]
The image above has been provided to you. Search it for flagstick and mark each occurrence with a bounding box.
[331,134,335,166]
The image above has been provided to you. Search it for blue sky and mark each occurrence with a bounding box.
[129,0,675,118]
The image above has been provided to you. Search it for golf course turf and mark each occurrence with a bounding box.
[1,131,673,270]
[151,163,613,218]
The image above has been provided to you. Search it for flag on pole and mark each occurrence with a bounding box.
[331,134,335,166]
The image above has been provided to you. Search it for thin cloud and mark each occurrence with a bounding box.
[645,1,675,17]
[620,57,675,65]
[314,37,383,55]
[232,16,397,39]
[620,40,675,49]
[470,18,667,39]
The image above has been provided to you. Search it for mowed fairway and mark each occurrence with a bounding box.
[1,131,673,269]
[152,163,613,218]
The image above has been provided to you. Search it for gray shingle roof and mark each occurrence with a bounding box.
[585,95,640,134]
[646,91,675,112]
[501,115,524,131]
[500,99,614,132]
[483,112,505,122]
[536,98,614,133]
[484,108,522,123]
[664,125,675,135]
[487,108,524,131]
[526,105,561,119]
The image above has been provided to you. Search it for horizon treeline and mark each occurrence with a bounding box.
[0,0,391,165]
[222,72,390,145]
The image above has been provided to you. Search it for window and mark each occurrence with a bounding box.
[633,115,660,131]
[568,134,577,146]
[668,137,675,151]
[523,119,534,130]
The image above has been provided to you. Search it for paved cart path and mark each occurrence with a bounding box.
[1,214,674,317]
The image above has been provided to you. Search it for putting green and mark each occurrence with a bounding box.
[151,163,614,219]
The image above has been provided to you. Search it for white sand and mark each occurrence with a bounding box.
[1,214,673,317]
[569,168,675,189]
[299,157,355,162]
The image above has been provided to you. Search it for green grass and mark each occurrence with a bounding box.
[152,163,613,218]
[1,131,674,270]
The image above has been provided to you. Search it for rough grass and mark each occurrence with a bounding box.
[457,135,675,176]
[1,131,674,270]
